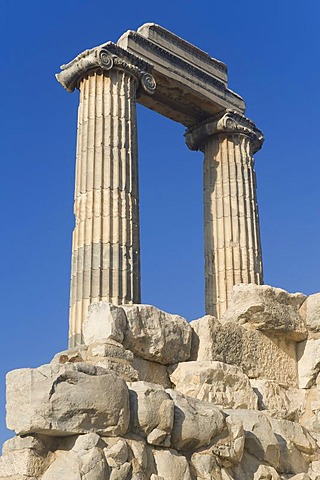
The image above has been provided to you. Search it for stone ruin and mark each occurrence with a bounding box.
[0,23,319,480]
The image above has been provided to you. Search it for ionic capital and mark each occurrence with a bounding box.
[56,42,156,95]
[185,110,264,154]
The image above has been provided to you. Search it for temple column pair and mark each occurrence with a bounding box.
[186,111,264,319]
[56,45,156,346]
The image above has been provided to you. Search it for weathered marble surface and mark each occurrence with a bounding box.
[2,287,320,479]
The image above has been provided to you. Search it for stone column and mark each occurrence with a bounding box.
[185,110,264,319]
[56,44,156,346]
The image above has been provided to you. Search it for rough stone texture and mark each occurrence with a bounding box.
[269,418,319,475]
[297,336,320,388]
[250,379,306,421]
[6,363,130,436]
[128,382,174,446]
[197,122,264,319]
[169,361,258,409]
[190,317,298,386]
[52,340,171,388]
[253,465,281,479]
[222,284,307,341]
[83,302,127,345]
[152,448,192,480]
[123,304,192,365]
[300,293,320,333]
[167,389,225,451]
[224,410,280,469]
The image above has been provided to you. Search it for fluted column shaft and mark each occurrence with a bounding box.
[185,111,264,319]
[56,44,156,347]
[68,70,139,346]
[204,133,263,317]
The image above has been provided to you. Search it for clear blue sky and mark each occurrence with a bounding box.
[0,0,319,445]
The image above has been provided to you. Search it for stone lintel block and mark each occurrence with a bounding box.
[117,25,245,126]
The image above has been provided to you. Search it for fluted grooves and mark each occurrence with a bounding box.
[69,70,140,347]
[204,133,263,319]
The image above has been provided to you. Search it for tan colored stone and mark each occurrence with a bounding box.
[290,474,312,480]
[222,284,307,341]
[190,317,298,386]
[297,337,320,388]
[6,364,130,437]
[190,451,223,480]
[250,379,306,421]
[55,341,171,387]
[253,465,281,480]
[169,361,257,410]
[109,461,131,479]
[128,382,173,447]
[104,439,128,468]
[212,415,245,466]
[83,302,127,345]
[186,112,264,319]
[167,389,225,451]
[224,410,280,469]
[0,449,47,479]
[123,304,192,365]
[269,418,319,475]
[300,293,320,333]
[152,448,192,480]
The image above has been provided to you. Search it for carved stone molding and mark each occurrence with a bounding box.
[185,110,264,154]
[56,42,156,94]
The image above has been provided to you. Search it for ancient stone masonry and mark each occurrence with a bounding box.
[57,43,156,347]
[185,112,264,318]
[1,286,320,479]
[56,23,264,345]
[2,23,319,480]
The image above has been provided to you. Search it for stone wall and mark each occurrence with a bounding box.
[1,284,320,479]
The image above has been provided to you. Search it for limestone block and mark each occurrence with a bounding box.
[126,438,156,479]
[109,461,131,479]
[2,435,49,456]
[224,410,280,469]
[131,356,171,388]
[269,418,319,475]
[190,451,223,480]
[190,315,218,361]
[169,361,258,410]
[211,415,245,466]
[123,304,192,365]
[309,460,320,479]
[300,293,320,333]
[167,389,225,451]
[290,474,312,480]
[128,382,174,446]
[6,363,130,436]
[83,302,127,345]
[79,448,109,480]
[104,439,128,468]
[51,345,88,365]
[190,318,298,386]
[53,340,171,387]
[152,448,192,480]
[298,337,320,388]
[300,385,320,439]
[253,465,281,480]
[222,284,307,341]
[250,379,306,421]
[0,448,47,478]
